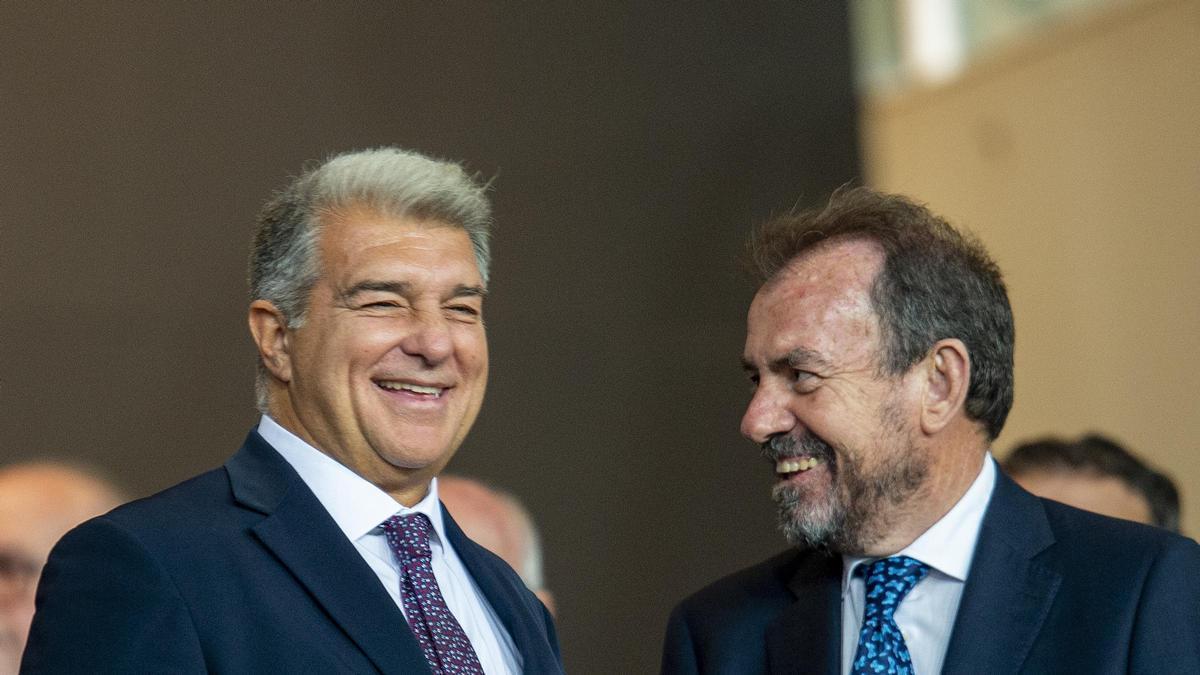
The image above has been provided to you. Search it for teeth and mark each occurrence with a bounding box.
[378,381,442,396]
[776,456,823,474]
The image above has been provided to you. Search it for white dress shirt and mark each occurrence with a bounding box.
[841,454,996,675]
[258,415,522,675]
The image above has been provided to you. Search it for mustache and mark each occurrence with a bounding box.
[761,433,836,463]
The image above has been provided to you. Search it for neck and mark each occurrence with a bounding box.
[263,404,436,508]
[389,480,433,508]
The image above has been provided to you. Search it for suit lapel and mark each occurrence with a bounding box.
[766,550,842,675]
[443,506,563,675]
[226,433,430,675]
[941,468,1061,674]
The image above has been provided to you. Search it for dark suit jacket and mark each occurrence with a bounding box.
[22,432,563,674]
[661,467,1200,674]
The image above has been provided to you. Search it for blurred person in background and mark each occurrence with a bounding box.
[1003,434,1180,532]
[0,462,124,674]
[439,475,555,615]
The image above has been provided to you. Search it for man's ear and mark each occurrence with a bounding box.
[248,300,294,384]
[920,338,970,435]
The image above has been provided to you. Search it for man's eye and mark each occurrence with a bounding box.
[447,305,481,317]
[362,301,400,309]
[792,370,820,391]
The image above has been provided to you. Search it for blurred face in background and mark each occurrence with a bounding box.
[0,465,122,673]
[1013,470,1153,525]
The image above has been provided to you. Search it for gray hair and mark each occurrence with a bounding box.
[249,147,493,412]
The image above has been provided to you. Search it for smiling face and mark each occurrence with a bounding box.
[741,239,931,554]
[254,209,488,505]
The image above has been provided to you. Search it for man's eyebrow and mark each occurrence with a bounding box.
[343,280,411,297]
[743,348,832,373]
[783,348,831,370]
[452,284,488,299]
[340,280,487,300]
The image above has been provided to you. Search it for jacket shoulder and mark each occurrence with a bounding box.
[1022,497,1200,670]
[1037,497,1197,569]
[662,549,831,675]
[95,465,237,536]
[676,549,808,616]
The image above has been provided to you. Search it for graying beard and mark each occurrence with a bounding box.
[774,482,844,551]
[772,438,929,554]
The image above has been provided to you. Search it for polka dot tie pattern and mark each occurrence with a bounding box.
[381,514,485,675]
[850,555,930,675]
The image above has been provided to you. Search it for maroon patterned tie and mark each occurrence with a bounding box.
[381,513,485,675]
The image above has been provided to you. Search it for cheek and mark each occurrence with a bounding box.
[802,403,870,460]
[334,322,407,370]
[355,319,409,347]
[477,341,489,372]
[456,331,489,371]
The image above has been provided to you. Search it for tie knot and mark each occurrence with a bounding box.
[382,513,433,560]
[859,555,929,615]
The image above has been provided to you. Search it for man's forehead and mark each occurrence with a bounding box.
[755,239,880,310]
[0,469,119,553]
[766,238,883,291]
[746,239,884,363]
[321,208,464,249]
[0,468,118,512]
[318,209,481,283]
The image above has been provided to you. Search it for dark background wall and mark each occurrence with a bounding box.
[0,3,858,671]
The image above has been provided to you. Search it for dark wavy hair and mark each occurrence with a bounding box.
[1004,434,1180,531]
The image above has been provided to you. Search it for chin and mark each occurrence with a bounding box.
[375,440,454,471]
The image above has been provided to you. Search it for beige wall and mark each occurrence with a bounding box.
[862,0,1199,534]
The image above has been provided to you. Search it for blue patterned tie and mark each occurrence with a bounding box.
[850,555,930,675]
[382,513,485,675]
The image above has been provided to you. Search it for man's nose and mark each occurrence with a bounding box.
[740,385,796,444]
[399,311,454,364]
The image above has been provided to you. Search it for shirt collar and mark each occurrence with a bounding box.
[843,453,995,589]
[257,415,448,543]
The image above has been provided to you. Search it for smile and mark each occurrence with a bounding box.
[374,380,447,398]
[776,455,824,476]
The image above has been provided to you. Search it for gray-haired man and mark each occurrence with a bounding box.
[24,148,563,674]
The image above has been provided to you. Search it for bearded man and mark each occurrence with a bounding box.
[660,188,1200,674]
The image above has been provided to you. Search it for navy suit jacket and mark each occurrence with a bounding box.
[662,467,1200,674]
[22,432,563,674]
